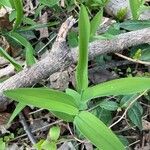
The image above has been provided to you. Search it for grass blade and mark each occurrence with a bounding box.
[11,0,23,30]
[7,102,25,125]
[8,32,35,66]
[0,47,22,71]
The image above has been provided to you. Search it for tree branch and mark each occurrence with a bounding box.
[0,26,150,111]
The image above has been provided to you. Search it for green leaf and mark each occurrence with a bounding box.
[67,31,78,48]
[4,88,79,116]
[100,100,118,111]
[0,139,5,150]
[7,102,25,125]
[66,88,87,110]
[116,8,127,21]
[52,111,74,122]
[8,32,35,66]
[140,46,150,61]
[42,141,56,150]
[119,20,150,31]
[0,47,22,71]
[0,0,12,7]
[19,22,59,32]
[90,106,112,126]
[49,126,60,141]
[74,111,124,150]
[127,102,143,130]
[39,0,59,7]
[90,9,103,39]
[82,77,150,102]
[129,0,141,20]
[75,5,90,93]
[120,94,139,108]
[12,0,23,30]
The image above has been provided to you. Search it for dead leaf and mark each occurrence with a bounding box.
[49,70,70,91]
[89,68,118,84]
[38,12,49,39]
[61,0,65,7]
[0,12,12,31]
[0,36,21,57]
[142,119,150,131]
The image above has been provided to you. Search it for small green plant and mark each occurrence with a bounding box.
[4,5,150,150]
[35,126,60,150]
[128,0,145,20]
[0,0,35,67]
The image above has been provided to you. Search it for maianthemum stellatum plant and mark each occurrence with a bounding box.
[4,5,150,150]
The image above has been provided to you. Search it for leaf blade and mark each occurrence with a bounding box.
[8,32,35,66]
[12,0,23,30]
[75,5,90,92]
[82,77,150,102]
[90,9,103,39]
[0,47,22,71]
[74,111,124,150]
[4,88,79,116]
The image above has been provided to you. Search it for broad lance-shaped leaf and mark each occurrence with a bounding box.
[82,77,150,102]
[8,32,35,66]
[75,5,90,92]
[0,47,22,71]
[74,111,124,150]
[4,88,79,116]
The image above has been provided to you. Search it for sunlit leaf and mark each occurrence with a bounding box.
[4,88,79,115]
[49,126,60,141]
[82,77,150,102]
[0,0,12,7]
[74,111,124,150]
[129,0,141,20]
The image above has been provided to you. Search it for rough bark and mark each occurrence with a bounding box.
[105,0,150,20]
[0,27,150,110]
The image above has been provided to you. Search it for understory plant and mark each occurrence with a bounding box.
[4,5,150,150]
[0,0,35,67]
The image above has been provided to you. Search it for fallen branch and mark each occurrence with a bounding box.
[0,18,150,110]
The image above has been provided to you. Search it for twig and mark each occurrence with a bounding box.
[109,90,147,128]
[67,123,85,143]
[125,140,140,149]
[10,120,63,142]
[19,112,36,145]
[115,53,150,66]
